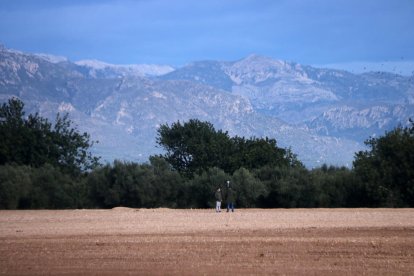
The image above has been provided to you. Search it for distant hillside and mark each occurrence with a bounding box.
[1,44,413,167]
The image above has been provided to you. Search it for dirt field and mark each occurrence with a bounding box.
[1,208,413,275]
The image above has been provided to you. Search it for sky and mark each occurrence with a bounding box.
[0,0,413,74]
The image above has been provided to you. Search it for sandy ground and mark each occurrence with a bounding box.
[1,208,413,275]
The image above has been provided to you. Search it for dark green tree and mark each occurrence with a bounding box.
[0,164,85,209]
[52,113,100,174]
[156,119,303,177]
[186,167,230,208]
[255,165,313,208]
[0,98,26,165]
[0,165,31,209]
[156,119,232,176]
[231,167,265,208]
[353,120,414,207]
[310,165,365,207]
[28,164,80,209]
[0,98,100,175]
[86,158,184,208]
[229,137,303,172]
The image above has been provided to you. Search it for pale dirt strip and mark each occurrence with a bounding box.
[0,208,414,237]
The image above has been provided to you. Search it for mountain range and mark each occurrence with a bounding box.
[1,44,413,168]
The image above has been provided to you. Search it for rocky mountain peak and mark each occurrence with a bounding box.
[1,45,413,167]
[225,54,308,85]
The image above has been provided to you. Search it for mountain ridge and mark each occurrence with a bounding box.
[1,45,413,168]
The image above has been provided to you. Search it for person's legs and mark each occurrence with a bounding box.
[227,203,230,212]
[216,201,221,212]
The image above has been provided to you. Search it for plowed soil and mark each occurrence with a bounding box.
[1,208,413,275]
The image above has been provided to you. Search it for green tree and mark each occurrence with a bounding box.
[0,164,85,209]
[310,165,361,207]
[156,119,231,176]
[229,137,303,172]
[186,167,230,208]
[255,166,313,208]
[0,98,26,165]
[156,119,303,177]
[52,113,100,174]
[148,156,186,207]
[231,167,265,207]
[86,158,184,208]
[28,164,79,209]
[0,165,31,209]
[353,120,414,207]
[0,98,100,175]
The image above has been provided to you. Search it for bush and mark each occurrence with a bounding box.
[0,165,31,209]
[354,120,414,207]
[255,166,313,208]
[0,164,85,209]
[231,167,265,208]
[186,167,230,208]
[86,158,184,208]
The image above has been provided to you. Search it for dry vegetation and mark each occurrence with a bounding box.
[1,208,414,275]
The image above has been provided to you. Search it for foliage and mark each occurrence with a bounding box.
[156,119,303,177]
[186,167,230,208]
[0,98,100,175]
[156,119,232,176]
[26,164,82,209]
[0,164,31,209]
[52,113,100,174]
[255,165,313,208]
[227,137,303,172]
[310,165,366,207]
[231,167,265,208]
[353,120,414,207]
[86,157,184,208]
[0,164,84,209]
[1,104,412,209]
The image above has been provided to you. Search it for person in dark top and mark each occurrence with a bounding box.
[226,184,235,212]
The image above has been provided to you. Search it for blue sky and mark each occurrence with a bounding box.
[0,0,413,74]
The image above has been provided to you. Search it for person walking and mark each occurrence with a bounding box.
[215,187,222,213]
[226,183,235,212]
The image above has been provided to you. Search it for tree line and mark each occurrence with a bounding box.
[1,98,413,209]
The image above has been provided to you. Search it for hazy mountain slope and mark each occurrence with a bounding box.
[89,77,360,166]
[2,45,413,167]
[160,54,414,139]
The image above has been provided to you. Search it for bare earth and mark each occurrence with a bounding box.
[1,208,413,275]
